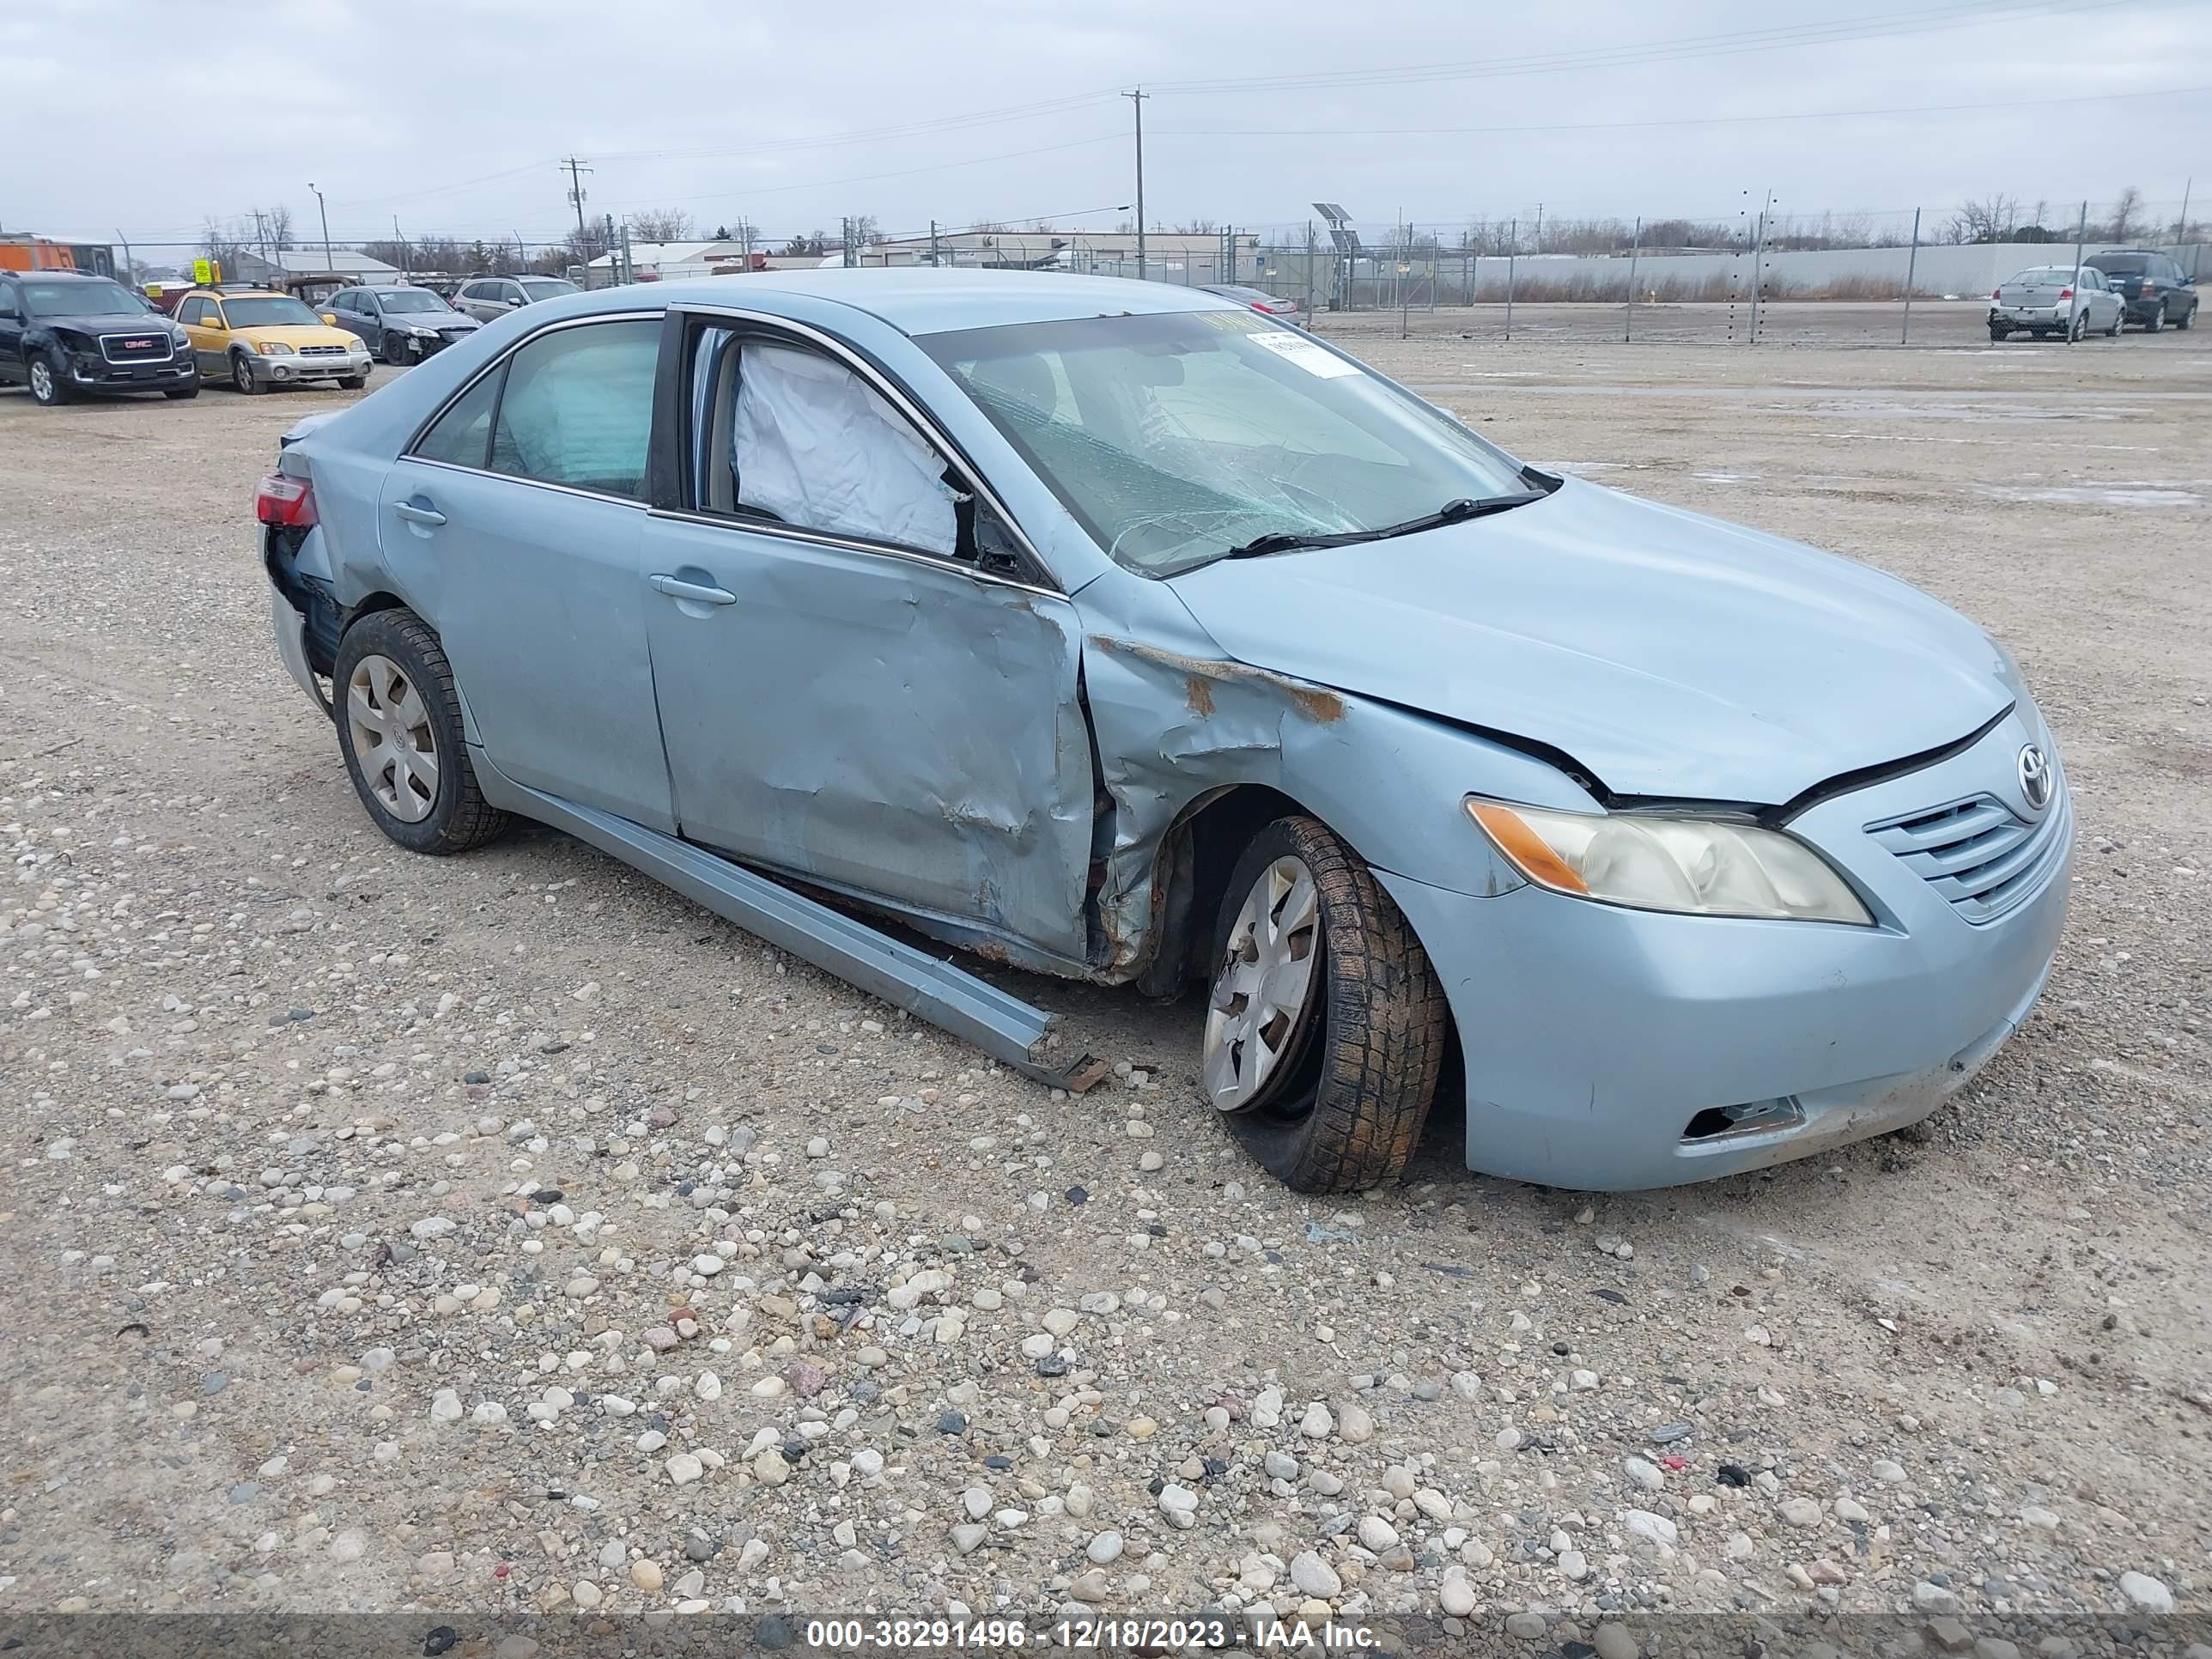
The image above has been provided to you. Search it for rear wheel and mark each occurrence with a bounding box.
[1201,816,1447,1193]
[332,609,509,856]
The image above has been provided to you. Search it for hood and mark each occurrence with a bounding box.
[43,313,181,339]
[389,310,477,331]
[1166,478,2009,805]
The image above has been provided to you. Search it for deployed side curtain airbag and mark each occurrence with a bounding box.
[732,343,958,554]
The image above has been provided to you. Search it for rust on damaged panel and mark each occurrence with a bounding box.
[1089,636,1347,725]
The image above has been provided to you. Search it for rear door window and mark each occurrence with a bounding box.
[411,368,505,469]
[487,319,659,499]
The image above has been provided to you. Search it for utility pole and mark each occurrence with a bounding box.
[561,155,592,262]
[308,183,333,272]
[1532,202,1543,255]
[117,228,133,285]
[2179,177,2192,242]
[1747,189,1772,344]
[395,215,409,277]
[1125,88,1149,283]
[929,219,940,267]
[1504,216,1517,341]
[252,209,269,271]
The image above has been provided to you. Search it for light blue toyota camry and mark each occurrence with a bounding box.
[258,270,2069,1194]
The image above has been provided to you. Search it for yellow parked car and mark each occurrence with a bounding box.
[173,288,372,394]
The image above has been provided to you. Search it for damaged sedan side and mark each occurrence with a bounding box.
[258,270,2068,1194]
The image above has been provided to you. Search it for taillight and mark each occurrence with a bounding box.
[1991,289,2002,300]
[2142,281,2157,296]
[2057,288,2073,300]
[256,472,317,527]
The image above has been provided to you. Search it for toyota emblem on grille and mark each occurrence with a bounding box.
[2017,744,2053,812]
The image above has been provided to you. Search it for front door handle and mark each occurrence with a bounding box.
[650,573,736,606]
[393,500,447,526]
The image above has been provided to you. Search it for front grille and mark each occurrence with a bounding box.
[438,328,471,342]
[299,343,349,357]
[1866,788,2066,923]
[100,333,174,364]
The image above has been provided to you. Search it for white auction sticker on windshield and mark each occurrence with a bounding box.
[1246,331,1362,378]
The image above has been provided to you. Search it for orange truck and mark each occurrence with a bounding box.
[0,235,116,276]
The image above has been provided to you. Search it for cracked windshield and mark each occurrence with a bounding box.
[923,309,1531,575]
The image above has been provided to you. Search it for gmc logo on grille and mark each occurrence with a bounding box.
[122,338,154,349]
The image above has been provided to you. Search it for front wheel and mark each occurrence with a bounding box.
[2105,309,2121,337]
[337,373,367,390]
[1988,324,2010,341]
[2173,303,2194,331]
[28,349,73,405]
[1201,816,1447,1193]
[332,609,510,856]
[2067,311,2086,343]
[382,332,409,365]
[232,353,264,394]
[2142,307,2163,334]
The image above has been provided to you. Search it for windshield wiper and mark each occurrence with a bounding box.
[1221,492,1545,560]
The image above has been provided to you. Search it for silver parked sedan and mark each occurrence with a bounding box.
[257,272,2068,1193]
[1989,264,2123,341]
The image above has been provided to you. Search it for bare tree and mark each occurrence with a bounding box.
[200,216,249,276]
[629,207,696,245]
[1947,193,2021,244]
[262,204,295,251]
[2108,185,2144,242]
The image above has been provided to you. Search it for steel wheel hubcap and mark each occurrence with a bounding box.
[1203,855,1321,1112]
[346,653,439,823]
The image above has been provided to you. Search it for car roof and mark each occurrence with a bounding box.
[9,269,116,282]
[545,269,1243,337]
[188,287,288,299]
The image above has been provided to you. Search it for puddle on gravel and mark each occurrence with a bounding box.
[1967,483,2207,507]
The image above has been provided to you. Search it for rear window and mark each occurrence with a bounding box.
[2091,253,2148,274]
[2007,269,2073,286]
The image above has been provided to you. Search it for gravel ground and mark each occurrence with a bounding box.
[3,318,2209,1640]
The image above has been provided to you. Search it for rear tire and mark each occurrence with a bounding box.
[332,608,510,857]
[1201,816,1447,1193]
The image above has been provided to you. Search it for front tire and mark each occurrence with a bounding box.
[337,374,367,390]
[2142,306,2163,333]
[2067,311,2086,343]
[2174,302,2194,331]
[332,609,510,856]
[28,349,73,405]
[232,353,264,394]
[164,386,199,399]
[1988,324,2010,341]
[1201,816,1447,1193]
[382,332,409,365]
[2105,309,2121,337]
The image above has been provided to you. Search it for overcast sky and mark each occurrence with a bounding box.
[7,0,2208,255]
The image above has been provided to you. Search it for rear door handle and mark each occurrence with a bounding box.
[650,573,736,606]
[393,500,447,526]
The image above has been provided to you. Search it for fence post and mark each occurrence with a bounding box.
[1625,216,1640,343]
[1900,208,1920,345]
[1304,221,1316,324]
[1504,218,1516,341]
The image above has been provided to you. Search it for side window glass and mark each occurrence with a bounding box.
[725,341,960,555]
[413,367,504,469]
[488,319,659,498]
[0,285,17,320]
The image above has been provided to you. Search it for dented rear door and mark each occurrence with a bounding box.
[639,514,1096,961]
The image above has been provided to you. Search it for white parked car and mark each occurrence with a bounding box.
[1989,264,2122,342]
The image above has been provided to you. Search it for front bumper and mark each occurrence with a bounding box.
[243,349,371,383]
[387,330,472,361]
[70,350,196,389]
[1379,709,2070,1190]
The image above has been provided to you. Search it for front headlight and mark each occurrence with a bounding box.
[258,341,295,356]
[1467,798,1873,925]
[409,325,439,338]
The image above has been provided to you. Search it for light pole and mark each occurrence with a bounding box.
[1125,88,1149,283]
[309,182,333,273]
